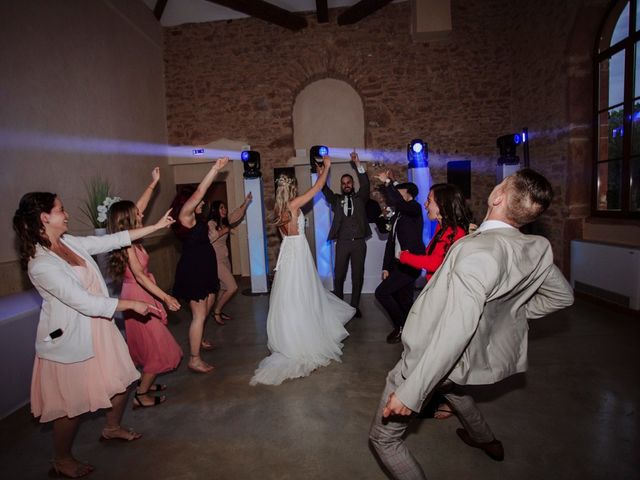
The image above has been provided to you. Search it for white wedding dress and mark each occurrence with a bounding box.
[250,214,355,386]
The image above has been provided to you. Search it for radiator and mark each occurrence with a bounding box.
[570,240,640,310]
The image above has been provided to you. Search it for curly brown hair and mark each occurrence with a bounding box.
[13,192,57,268]
[107,200,139,281]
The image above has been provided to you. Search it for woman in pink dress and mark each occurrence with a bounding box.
[107,167,183,409]
[13,191,175,478]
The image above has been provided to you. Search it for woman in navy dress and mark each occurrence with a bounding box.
[171,157,229,373]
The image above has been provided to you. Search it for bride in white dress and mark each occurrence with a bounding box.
[250,156,355,386]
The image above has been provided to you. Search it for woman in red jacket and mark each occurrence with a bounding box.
[398,183,473,420]
[398,183,472,281]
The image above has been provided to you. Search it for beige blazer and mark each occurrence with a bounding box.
[394,227,574,412]
[28,231,131,363]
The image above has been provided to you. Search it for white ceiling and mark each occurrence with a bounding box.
[141,0,404,27]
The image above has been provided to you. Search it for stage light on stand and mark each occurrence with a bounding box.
[496,134,521,165]
[309,145,329,173]
[407,139,428,168]
[241,150,261,178]
[405,138,434,252]
[242,149,268,294]
[496,133,523,183]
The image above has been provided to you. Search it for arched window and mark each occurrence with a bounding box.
[595,0,640,216]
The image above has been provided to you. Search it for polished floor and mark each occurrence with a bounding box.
[0,285,638,480]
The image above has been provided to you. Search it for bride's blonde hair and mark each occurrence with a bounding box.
[272,175,297,226]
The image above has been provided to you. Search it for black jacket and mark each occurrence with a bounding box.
[322,170,372,241]
[382,183,425,273]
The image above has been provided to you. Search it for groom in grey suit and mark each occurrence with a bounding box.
[369,169,574,479]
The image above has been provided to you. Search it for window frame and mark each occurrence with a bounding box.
[593,0,640,218]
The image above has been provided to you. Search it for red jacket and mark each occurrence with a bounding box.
[398,224,466,281]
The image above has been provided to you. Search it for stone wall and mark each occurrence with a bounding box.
[508,0,611,271]
[164,0,514,268]
[164,0,627,272]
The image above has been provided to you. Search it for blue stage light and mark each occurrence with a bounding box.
[513,134,522,145]
[407,139,428,168]
[310,145,329,173]
[241,150,261,178]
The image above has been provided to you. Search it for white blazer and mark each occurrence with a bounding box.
[28,231,131,363]
[394,228,574,412]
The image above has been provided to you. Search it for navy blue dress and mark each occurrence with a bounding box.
[172,220,219,301]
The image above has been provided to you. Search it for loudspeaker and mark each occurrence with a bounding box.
[447,160,471,199]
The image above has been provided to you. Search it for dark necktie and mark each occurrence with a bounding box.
[347,196,353,217]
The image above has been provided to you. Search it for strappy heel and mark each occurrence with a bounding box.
[137,380,166,392]
[132,390,166,409]
[99,425,142,443]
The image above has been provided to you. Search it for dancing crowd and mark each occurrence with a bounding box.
[13,153,574,479]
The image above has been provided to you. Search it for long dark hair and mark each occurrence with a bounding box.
[208,201,229,230]
[427,183,472,255]
[13,192,57,268]
[107,200,139,281]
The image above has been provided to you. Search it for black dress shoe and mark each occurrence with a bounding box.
[353,308,362,318]
[456,428,504,461]
[386,327,402,344]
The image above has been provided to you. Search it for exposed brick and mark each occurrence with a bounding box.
[164,0,610,271]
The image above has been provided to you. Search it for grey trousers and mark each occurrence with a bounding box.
[333,238,366,309]
[369,362,496,480]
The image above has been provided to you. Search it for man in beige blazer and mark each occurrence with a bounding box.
[369,169,574,479]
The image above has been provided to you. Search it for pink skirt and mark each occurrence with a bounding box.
[30,318,140,423]
[121,280,183,374]
[124,317,183,374]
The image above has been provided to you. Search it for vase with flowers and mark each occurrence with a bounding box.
[80,177,120,235]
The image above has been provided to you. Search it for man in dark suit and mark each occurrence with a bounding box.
[374,172,424,343]
[322,151,371,318]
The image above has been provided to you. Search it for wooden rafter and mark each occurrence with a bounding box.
[205,0,307,31]
[337,0,394,26]
[154,0,168,21]
[316,0,329,24]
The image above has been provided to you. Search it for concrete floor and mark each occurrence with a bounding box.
[0,284,638,480]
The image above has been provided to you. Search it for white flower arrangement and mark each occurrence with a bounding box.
[80,177,119,228]
[96,196,121,225]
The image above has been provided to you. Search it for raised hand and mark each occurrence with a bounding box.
[245,192,253,203]
[322,155,331,169]
[350,150,360,166]
[151,166,160,183]
[375,170,392,184]
[155,209,176,229]
[215,157,229,170]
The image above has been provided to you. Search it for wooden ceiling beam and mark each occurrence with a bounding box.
[316,0,329,24]
[205,0,307,31]
[154,0,168,21]
[337,0,394,26]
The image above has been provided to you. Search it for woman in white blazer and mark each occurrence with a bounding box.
[13,191,174,479]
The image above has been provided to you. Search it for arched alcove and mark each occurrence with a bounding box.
[293,78,365,151]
